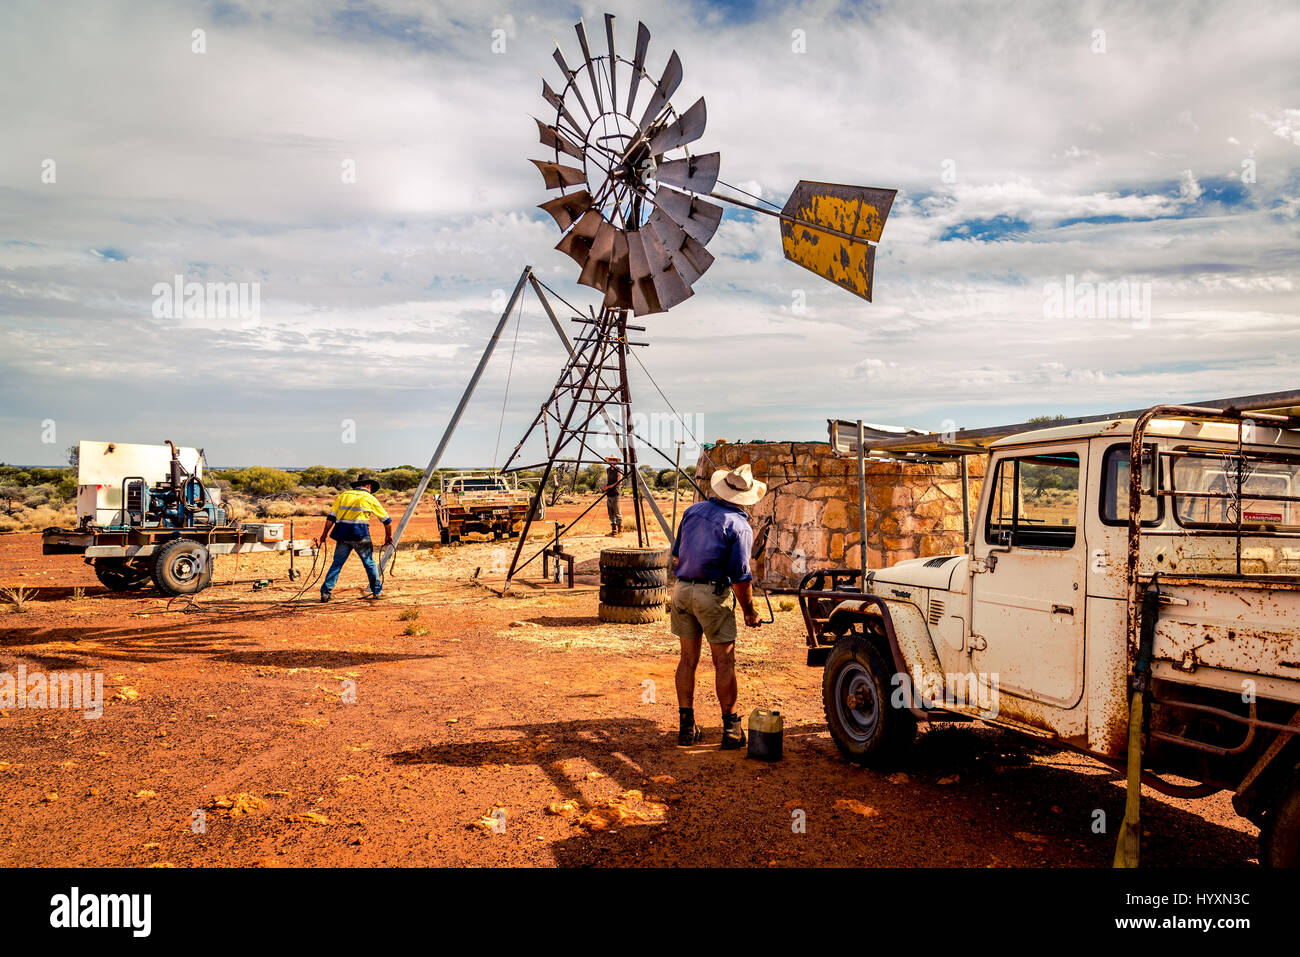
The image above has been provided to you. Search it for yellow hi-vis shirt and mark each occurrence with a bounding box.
[327,489,391,543]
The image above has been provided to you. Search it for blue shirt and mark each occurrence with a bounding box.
[672,498,753,584]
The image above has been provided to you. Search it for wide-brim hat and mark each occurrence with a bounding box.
[710,463,767,506]
[604,455,620,463]
[351,472,381,492]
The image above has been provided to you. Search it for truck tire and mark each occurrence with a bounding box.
[600,566,669,588]
[600,585,668,606]
[600,547,670,570]
[151,538,214,596]
[822,633,916,765]
[93,559,151,591]
[1261,768,1300,867]
[598,601,665,624]
[439,527,451,545]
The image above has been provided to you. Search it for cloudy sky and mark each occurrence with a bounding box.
[2,0,1298,468]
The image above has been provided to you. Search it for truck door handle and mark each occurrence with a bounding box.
[1051,604,1075,616]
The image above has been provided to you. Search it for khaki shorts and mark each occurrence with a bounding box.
[670,580,737,645]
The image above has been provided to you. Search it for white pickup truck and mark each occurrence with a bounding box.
[800,399,1300,866]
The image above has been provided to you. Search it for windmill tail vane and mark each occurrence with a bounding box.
[530,13,897,316]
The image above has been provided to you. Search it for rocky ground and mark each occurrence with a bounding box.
[0,497,1260,867]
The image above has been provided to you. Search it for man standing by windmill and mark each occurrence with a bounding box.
[316,472,392,602]
[601,455,624,536]
[670,463,766,749]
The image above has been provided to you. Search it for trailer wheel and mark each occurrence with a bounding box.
[1261,768,1300,868]
[439,528,451,545]
[92,559,152,592]
[151,539,214,596]
[822,633,916,765]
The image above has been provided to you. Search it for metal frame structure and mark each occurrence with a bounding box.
[379,265,690,588]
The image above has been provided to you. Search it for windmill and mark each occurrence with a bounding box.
[533,14,897,312]
[380,13,897,590]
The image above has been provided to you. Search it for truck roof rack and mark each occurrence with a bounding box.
[829,388,1300,461]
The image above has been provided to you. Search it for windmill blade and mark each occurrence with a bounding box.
[573,20,604,114]
[570,208,604,241]
[541,79,583,136]
[538,190,593,231]
[637,50,683,132]
[531,159,586,190]
[535,118,585,160]
[555,229,592,269]
[638,225,694,310]
[646,209,713,285]
[604,275,633,309]
[625,22,651,116]
[553,44,594,123]
[653,185,724,245]
[647,97,706,156]
[626,231,664,315]
[604,14,618,116]
[654,151,720,195]
[778,181,897,301]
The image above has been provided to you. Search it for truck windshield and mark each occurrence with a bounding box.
[1172,451,1300,530]
[985,452,1080,549]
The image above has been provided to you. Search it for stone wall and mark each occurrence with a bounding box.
[694,441,985,589]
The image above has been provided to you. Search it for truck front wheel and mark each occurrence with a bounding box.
[1261,768,1300,867]
[822,633,916,765]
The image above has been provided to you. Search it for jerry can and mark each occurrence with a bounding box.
[747,708,783,761]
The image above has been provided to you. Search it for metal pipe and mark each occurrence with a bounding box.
[857,420,868,575]
[671,439,684,535]
[380,266,533,573]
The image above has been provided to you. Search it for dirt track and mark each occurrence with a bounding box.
[0,497,1261,867]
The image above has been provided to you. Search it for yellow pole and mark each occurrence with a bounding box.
[1112,690,1144,868]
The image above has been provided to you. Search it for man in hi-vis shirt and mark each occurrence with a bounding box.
[317,472,391,602]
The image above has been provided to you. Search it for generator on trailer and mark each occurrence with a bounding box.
[41,440,315,597]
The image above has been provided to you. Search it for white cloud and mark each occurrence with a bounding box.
[0,0,1298,466]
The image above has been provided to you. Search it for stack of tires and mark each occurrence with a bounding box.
[598,547,670,624]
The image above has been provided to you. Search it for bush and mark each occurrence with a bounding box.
[228,467,297,497]
[380,468,422,492]
[300,465,348,489]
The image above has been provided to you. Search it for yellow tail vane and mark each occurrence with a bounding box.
[778,182,897,302]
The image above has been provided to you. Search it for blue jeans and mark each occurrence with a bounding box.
[321,540,382,597]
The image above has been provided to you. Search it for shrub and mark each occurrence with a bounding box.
[230,467,296,497]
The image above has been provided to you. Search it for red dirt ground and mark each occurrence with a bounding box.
[0,496,1261,867]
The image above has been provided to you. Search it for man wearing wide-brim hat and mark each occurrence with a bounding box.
[669,463,767,749]
[600,455,624,536]
[316,471,392,602]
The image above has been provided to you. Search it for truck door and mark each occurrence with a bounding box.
[972,445,1087,711]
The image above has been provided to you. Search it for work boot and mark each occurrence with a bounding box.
[721,713,746,750]
[320,592,331,603]
[677,708,703,746]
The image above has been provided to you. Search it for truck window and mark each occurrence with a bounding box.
[984,452,1080,549]
[1100,444,1161,526]
[1172,452,1300,529]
